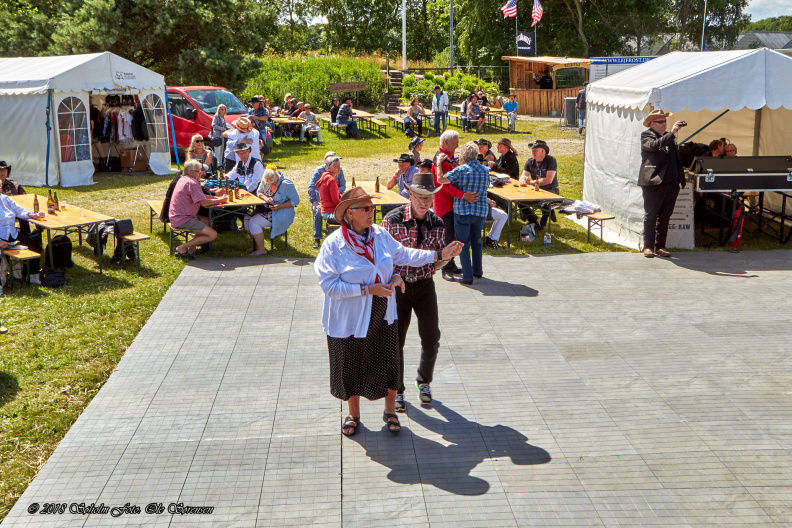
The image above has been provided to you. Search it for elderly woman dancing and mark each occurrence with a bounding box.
[315,187,463,436]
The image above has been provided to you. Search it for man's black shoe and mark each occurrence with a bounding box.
[460,279,473,285]
[441,270,456,282]
[312,239,321,249]
[473,274,483,279]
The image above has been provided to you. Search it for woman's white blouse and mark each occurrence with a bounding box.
[314,224,435,338]
[0,194,32,240]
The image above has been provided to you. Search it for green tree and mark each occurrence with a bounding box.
[668,0,749,50]
[0,0,277,91]
[745,15,792,32]
[318,0,401,53]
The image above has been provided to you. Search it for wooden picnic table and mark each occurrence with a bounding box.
[452,103,504,129]
[397,105,434,135]
[205,189,267,228]
[355,181,408,220]
[487,179,565,247]
[12,194,114,274]
[271,116,305,141]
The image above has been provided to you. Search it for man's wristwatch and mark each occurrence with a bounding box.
[436,249,447,262]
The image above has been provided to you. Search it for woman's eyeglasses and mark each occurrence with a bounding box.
[194,139,204,143]
[349,205,375,213]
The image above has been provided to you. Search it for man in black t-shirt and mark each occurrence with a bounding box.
[519,140,558,229]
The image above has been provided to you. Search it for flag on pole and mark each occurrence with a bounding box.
[500,0,517,18]
[531,0,543,26]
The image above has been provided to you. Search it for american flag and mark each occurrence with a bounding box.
[531,0,543,27]
[500,0,517,18]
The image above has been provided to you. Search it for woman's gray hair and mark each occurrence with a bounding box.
[263,169,279,183]
[325,156,341,168]
[458,142,479,165]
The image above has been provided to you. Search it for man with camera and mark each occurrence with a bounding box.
[638,109,686,258]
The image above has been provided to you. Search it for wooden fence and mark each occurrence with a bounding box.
[511,87,581,116]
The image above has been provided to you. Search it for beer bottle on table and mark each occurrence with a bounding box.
[534,180,540,192]
[375,176,380,192]
[33,194,40,213]
[351,176,357,187]
[47,190,55,214]
[234,186,240,200]
[53,192,60,211]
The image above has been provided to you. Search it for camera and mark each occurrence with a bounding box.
[678,121,687,127]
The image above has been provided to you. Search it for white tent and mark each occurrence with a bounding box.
[0,52,174,187]
[582,48,792,248]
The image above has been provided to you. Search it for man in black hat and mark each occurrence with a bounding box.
[381,171,459,410]
[519,140,559,229]
[336,96,360,139]
[387,154,418,199]
[248,95,269,132]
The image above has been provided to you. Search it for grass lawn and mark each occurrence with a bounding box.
[0,116,788,519]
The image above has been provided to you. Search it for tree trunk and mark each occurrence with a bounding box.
[563,0,589,57]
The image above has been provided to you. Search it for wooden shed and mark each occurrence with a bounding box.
[502,56,593,116]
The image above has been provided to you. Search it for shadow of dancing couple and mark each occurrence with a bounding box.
[348,400,551,496]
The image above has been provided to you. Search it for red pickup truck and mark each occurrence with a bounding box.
[166,86,248,154]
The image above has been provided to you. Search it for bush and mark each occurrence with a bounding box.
[423,71,435,81]
[443,71,452,80]
[433,76,445,88]
[241,56,387,112]
[401,73,417,88]
[462,78,478,93]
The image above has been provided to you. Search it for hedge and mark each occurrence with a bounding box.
[241,56,387,112]
[401,70,500,106]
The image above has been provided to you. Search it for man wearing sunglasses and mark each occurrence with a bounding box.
[638,109,686,258]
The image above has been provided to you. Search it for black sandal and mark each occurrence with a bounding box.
[342,416,360,437]
[383,412,401,434]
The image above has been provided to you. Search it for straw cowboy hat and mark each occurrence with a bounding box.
[405,172,443,195]
[233,116,253,132]
[643,109,673,128]
[334,186,380,224]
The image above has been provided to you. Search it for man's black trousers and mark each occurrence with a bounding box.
[395,277,440,394]
[642,182,680,251]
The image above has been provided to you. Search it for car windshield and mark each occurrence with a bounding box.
[184,89,247,115]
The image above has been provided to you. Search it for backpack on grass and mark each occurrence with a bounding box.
[45,235,73,269]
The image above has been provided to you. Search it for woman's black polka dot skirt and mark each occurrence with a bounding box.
[327,295,400,401]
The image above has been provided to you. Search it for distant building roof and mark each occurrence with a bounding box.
[501,56,594,68]
[735,31,792,50]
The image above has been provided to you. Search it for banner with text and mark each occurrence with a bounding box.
[517,32,535,55]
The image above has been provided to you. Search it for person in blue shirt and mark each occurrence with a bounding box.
[503,93,519,133]
[386,154,418,198]
[435,142,490,285]
[308,151,346,248]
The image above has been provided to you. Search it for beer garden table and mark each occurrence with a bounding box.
[205,188,267,228]
[355,181,409,221]
[270,116,305,142]
[350,110,375,131]
[11,194,114,274]
[487,176,565,247]
[397,105,434,136]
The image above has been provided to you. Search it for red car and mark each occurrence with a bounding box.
[166,86,248,154]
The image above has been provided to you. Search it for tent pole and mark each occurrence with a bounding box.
[164,88,181,170]
[45,89,53,186]
[752,110,761,156]
[679,109,729,144]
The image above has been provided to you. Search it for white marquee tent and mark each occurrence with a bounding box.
[582,48,792,248]
[0,52,174,187]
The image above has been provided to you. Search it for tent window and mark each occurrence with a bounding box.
[57,97,90,162]
[142,94,168,152]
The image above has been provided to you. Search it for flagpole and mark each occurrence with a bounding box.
[515,11,519,54]
[534,25,537,55]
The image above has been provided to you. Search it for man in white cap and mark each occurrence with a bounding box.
[308,151,347,248]
[222,116,262,172]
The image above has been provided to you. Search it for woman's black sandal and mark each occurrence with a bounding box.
[383,412,401,434]
[342,416,360,437]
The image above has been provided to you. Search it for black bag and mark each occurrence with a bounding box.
[39,268,67,287]
[114,219,134,237]
[209,137,223,147]
[45,235,74,268]
[113,242,137,264]
[86,221,115,255]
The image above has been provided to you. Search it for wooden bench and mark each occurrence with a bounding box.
[583,212,615,243]
[387,115,405,132]
[116,231,150,268]
[147,200,164,233]
[319,117,347,135]
[369,118,388,134]
[3,248,41,288]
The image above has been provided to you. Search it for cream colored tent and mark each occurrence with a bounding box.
[0,52,174,187]
[582,48,792,248]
